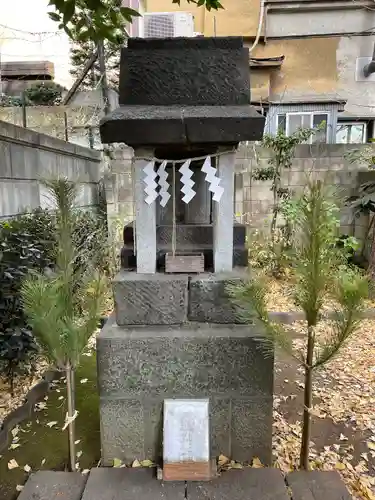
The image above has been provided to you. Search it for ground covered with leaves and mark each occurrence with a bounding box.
[268,278,375,500]
[0,286,374,499]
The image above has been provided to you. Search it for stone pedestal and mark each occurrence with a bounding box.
[98,271,273,466]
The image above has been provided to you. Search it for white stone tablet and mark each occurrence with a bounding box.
[163,399,210,464]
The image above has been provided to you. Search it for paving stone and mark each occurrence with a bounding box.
[187,468,290,500]
[18,471,87,500]
[113,271,188,325]
[81,468,185,500]
[286,470,353,500]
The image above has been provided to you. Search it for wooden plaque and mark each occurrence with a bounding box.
[163,399,211,481]
[165,252,204,273]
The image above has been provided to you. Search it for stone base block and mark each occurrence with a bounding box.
[113,271,188,325]
[97,317,273,466]
[189,271,254,323]
[81,468,185,500]
[286,471,353,500]
[18,472,87,500]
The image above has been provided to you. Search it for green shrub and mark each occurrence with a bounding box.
[0,209,56,392]
[0,207,112,391]
[24,81,64,106]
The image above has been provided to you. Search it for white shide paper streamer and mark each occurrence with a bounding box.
[156,160,171,207]
[179,159,196,204]
[143,161,158,205]
[201,156,224,202]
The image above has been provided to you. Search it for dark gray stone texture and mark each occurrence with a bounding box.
[188,468,290,500]
[120,246,248,272]
[188,271,254,323]
[18,471,87,500]
[81,468,185,500]
[286,470,353,500]
[128,36,244,50]
[124,223,246,247]
[113,271,188,325]
[99,105,265,147]
[97,317,273,465]
[120,37,250,106]
[121,223,248,272]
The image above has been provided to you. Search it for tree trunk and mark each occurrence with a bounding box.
[300,325,314,469]
[368,218,375,280]
[66,363,76,472]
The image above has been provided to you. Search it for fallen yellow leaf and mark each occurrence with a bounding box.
[132,460,141,468]
[252,457,263,468]
[230,461,243,469]
[218,455,229,467]
[335,462,346,470]
[140,459,154,467]
[8,459,19,470]
[113,458,122,468]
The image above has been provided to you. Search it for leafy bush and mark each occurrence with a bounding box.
[0,209,56,392]
[24,81,64,106]
[0,206,111,391]
[0,95,23,107]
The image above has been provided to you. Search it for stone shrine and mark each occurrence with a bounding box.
[97,37,273,468]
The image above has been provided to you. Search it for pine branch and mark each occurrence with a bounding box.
[313,270,368,368]
[227,278,304,365]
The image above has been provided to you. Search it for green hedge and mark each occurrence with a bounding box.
[0,208,109,392]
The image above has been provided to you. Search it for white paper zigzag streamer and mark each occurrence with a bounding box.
[179,159,196,204]
[201,156,224,202]
[143,160,158,205]
[157,160,171,207]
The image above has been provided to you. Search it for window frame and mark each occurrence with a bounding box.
[335,121,367,144]
[276,111,330,143]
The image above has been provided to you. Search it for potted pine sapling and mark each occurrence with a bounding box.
[21,179,106,472]
[229,179,368,469]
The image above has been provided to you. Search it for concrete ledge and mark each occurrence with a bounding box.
[188,468,290,500]
[286,470,353,500]
[82,468,184,500]
[113,271,188,325]
[17,471,87,500]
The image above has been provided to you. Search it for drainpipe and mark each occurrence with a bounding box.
[249,0,266,53]
[363,43,375,77]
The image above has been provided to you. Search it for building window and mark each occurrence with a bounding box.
[336,122,366,144]
[277,112,329,143]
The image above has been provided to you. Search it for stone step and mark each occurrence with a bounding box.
[17,471,87,500]
[286,470,353,500]
[17,468,353,500]
[187,468,290,500]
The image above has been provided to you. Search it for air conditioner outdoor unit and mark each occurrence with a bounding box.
[143,12,195,38]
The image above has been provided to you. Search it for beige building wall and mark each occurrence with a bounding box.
[145,0,261,36]
[144,0,375,118]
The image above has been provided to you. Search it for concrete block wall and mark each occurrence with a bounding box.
[234,143,369,238]
[0,120,102,218]
[108,142,369,239]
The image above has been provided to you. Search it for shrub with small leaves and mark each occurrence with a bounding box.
[0,209,56,391]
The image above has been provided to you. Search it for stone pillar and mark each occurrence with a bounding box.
[134,148,156,273]
[185,166,211,224]
[213,150,236,272]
